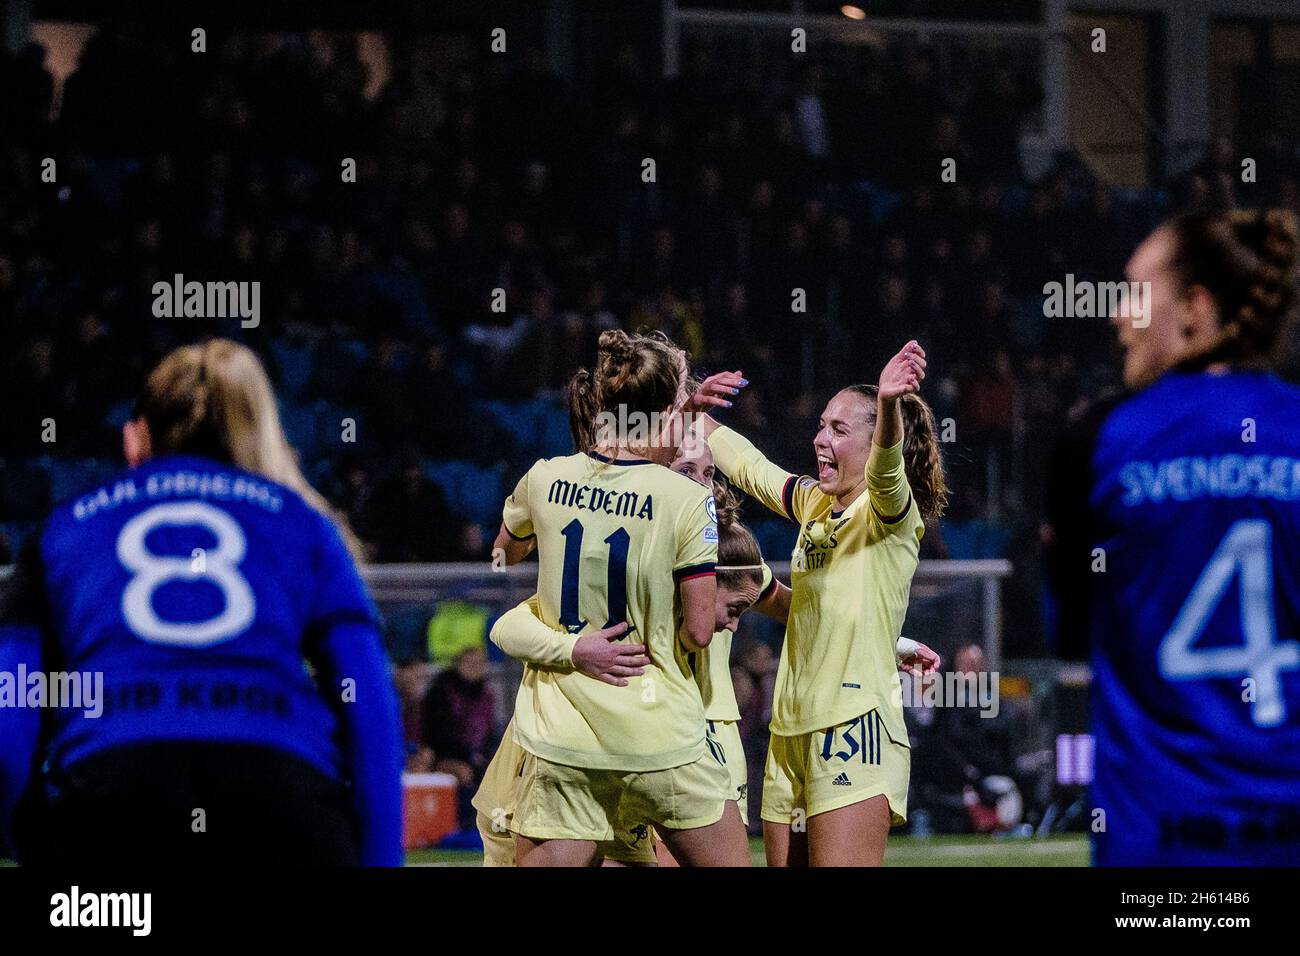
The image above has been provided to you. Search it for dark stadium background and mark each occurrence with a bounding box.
[1,0,1297,858]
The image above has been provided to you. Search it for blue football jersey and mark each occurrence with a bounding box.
[29,454,379,782]
[1081,370,1300,865]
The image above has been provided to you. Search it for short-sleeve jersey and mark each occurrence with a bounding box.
[502,451,717,771]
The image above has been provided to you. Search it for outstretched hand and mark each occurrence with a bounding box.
[680,370,747,416]
[878,341,926,400]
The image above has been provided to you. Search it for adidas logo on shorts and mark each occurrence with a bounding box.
[832,772,852,786]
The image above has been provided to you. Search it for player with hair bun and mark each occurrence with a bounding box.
[685,341,948,866]
[1046,209,1300,866]
[491,328,749,866]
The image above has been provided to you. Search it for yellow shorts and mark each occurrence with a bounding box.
[472,726,668,865]
[473,722,529,866]
[512,749,730,843]
[477,809,517,866]
[598,815,660,865]
[602,720,749,864]
[760,710,909,827]
[706,719,750,827]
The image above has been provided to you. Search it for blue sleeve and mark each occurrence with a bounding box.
[0,632,42,854]
[305,516,404,867]
[0,537,51,855]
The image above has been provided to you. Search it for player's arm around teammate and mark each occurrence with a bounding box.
[488,330,746,867]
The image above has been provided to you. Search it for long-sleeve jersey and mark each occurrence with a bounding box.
[0,454,403,865]
[707,427,923,745]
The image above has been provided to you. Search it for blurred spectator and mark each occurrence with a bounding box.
[394,660,436,773]
[909,643,1019,833]
[422,645,497,829]
[1,22,1291,575]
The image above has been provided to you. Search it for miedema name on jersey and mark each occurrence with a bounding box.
[546,478,655,521]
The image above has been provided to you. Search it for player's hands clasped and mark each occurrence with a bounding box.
[571,622,650,687]
[878,341,926,400]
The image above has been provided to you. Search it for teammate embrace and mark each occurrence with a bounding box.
[488,330,751,865]
[486,331,945,866]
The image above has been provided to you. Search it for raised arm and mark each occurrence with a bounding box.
[682,372,807,523]
[703,423,805,522]
[868,342,926,522]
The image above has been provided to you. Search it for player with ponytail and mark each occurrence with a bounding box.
[684,341,947,866]
[0,339,401,865]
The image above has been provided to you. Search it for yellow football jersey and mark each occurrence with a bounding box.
[501,451,718,771]
[707,427,921,744]
[694,563,774,722]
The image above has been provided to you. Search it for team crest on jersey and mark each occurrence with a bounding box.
[705,495,717,523]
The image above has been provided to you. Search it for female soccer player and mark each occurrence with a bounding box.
[491,329,748,866]
[476,388,941,866]
[478,487,770,867]
[685,341,948,866]
[0,339,402,865]
[1044,209,1300,865]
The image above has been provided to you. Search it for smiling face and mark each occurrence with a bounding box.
[813,389,875,502]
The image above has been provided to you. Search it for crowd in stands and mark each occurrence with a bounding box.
[5,22,1297,840]
[2,27,1298,618]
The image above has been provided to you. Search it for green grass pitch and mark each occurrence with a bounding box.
[404,834,1091,867]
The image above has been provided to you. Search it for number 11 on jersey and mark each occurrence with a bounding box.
[558,518,630,633]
